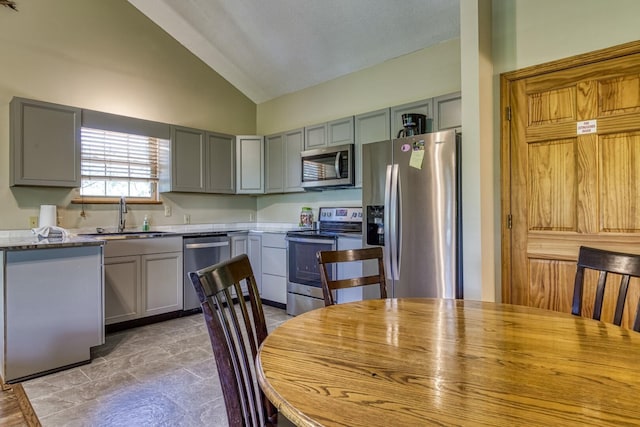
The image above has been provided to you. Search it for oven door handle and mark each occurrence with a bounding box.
[286,237,336,245]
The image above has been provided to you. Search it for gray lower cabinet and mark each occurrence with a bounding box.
[160,126,236,194]
[0,245,104,382]
[230,232,263,294]
[265,128,304,193]
[335,236,364,304]
[260,232,286,304]
[10,97,81,187]
[249,233,262,293]
[236,135,265,194]
[104,237,183,325]
[354,108,391,188]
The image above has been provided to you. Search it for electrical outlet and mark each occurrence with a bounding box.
[164,205,171,217]
[249,212,254,221]
[29,216,38,228]
[183,214,190,224]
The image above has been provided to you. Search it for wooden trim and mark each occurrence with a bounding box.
[499,39,640,305]
[12,384,41,427]
[70,197,162,205]
[500,76,512,304]
[501,39,640,82]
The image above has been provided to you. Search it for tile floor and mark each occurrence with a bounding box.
[21,306,291,427]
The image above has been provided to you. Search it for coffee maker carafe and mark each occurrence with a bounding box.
[397,113,427,138]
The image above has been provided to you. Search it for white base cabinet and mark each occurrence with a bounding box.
[249,233,262,293]
[0,246,104,382]
[260,233,287,304]
[104,237,183,325]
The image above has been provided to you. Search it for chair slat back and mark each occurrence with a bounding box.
[189,254,277,426]
[572,246,640,331]
[317,247,387,306]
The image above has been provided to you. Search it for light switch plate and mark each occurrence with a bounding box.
[164,205,171,217]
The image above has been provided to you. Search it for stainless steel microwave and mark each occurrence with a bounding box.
[301,144,355,189]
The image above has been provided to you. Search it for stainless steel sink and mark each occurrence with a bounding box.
[80,231,176,240]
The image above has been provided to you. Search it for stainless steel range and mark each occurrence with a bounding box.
[285,207,363,316]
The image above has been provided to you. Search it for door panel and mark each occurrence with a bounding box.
[600,132,640,232]
[503,44,640,329]
[528,138,576,231]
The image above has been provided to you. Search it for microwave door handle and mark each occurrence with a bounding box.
[335,152,341,177]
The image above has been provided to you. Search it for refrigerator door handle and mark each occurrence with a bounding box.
[383,164,393,281]
[389,164,400,281]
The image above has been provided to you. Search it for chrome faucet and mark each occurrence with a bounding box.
[118,196,127,232]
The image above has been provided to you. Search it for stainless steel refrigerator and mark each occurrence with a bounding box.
[362,129,462,298]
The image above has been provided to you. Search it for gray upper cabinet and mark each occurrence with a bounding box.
[265,128,304,194]
[328,116,354,146]
[207,132,236,194]
[433,92,462,131]
[161,126,206,193]
[160,126,237,194]
[283,128,304,193]
[390,98,434,139]
[304,123,327,150]
[265,133,284,193]
[354,108,390,188]
[304,117,354,150]
[10,97,81,187]
[236,135,264,194]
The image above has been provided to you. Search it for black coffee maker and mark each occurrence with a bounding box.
[397,113,427,138]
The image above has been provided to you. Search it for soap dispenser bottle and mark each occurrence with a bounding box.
[142,215,150,232]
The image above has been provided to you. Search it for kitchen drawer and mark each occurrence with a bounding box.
[104,236,182,257]
[261,273,287,304]
[262,246,286,276]
[261,232,286,248]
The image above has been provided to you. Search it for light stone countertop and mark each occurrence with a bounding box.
[0,222,300,251]
[0,234,105,251]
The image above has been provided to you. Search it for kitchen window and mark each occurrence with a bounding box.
[80,128,160,201]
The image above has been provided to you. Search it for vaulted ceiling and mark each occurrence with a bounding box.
[128,0,460,104]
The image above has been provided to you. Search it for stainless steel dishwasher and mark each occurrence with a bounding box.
[183,233,230,312]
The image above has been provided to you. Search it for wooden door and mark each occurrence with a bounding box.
[502,41,640,328]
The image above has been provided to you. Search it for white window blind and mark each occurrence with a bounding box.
[80,128,159,199]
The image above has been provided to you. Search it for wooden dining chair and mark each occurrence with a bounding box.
[572,246,640,331]
[189,253,285,427]
[316,247,387,306]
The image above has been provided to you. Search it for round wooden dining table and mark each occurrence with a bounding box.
[256,298,640,426]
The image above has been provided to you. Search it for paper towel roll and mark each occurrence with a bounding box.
[39,205,57,228]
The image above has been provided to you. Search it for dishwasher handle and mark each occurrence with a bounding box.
[185,241,230,250]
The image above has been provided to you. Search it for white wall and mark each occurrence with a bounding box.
[490,0,640,301]
[0,0,257,230]
[257,190,362,224]
[460,0,495,301]
[257,39,461,135]
[493,0,640,75]
[255,39,462,223]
